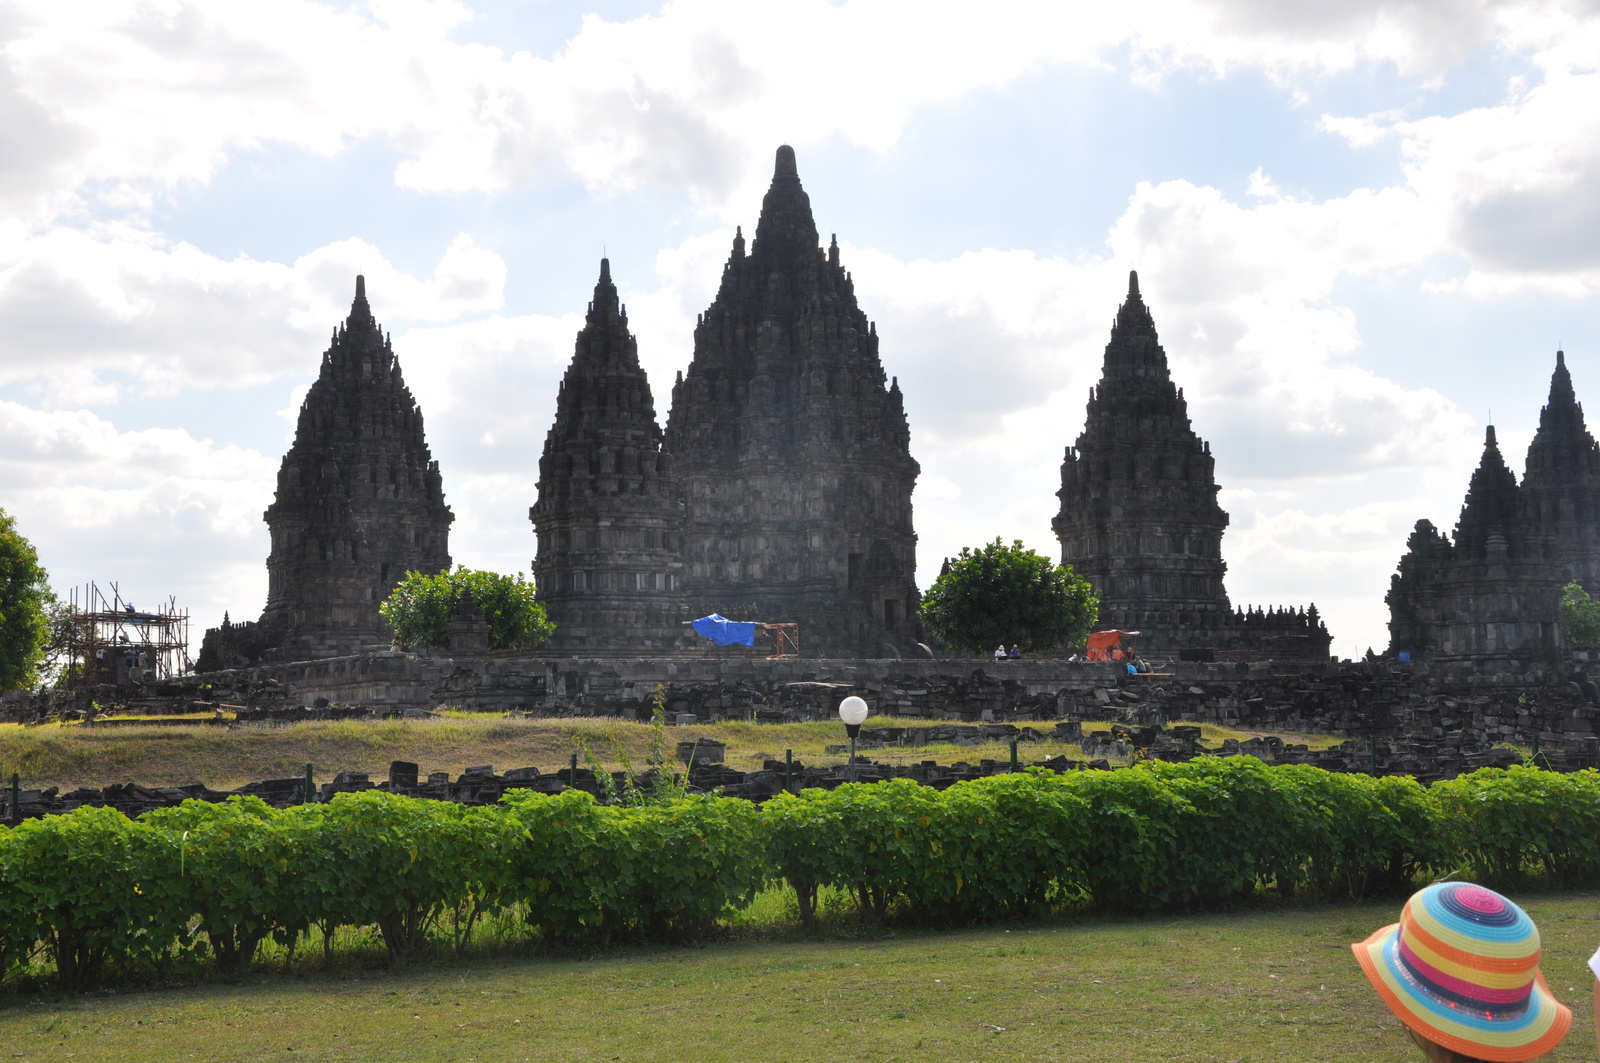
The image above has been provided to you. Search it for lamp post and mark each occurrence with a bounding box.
[839,695,869,783]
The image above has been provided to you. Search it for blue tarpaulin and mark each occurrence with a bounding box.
[690,613,757,647]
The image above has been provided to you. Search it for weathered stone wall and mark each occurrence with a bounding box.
[14,649,1600,781]
[240,653,1127,717]
[127,651,1600,764]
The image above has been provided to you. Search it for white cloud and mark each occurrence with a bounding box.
[0,227,506,400]
[4,0,1589,232]
[1199,0,1511,73]
[0,399,277,636]
[1322,8,1600,294]
[395,309,581,578]
[0,0,481,227]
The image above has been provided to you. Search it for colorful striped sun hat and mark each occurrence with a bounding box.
[1353,882,1571,1062]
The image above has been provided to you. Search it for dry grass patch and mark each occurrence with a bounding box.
[0,715,1346,792]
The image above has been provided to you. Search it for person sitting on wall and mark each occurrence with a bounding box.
[994,644,1007,662]
[1009,644,1021,660]
[1352,882,1571,1061]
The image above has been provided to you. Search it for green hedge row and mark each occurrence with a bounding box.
[1,760,1597,990]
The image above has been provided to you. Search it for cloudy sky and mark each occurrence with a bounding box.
[3,0,1599,657]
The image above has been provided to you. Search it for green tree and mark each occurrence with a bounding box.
[380,567,555,651]
[918,538,1098,654]
[42,597,80,688]
[0,507,51,692]
[1561,581,1600,647]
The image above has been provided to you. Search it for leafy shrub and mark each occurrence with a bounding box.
[4,807,188,990]
[500,788,609,942]
[0,826,41,983]
[765,775,1090,927]
[806,779,948,925]
[289,792,479,967]
[3,761,1600,991]
[381,567,554,651]
[274,802,353,968]
[440,804,516,955]
[1274,768,1447,900]
[761,788,840,928]
[1060,766,1192,913]
[1136,757,1317,905]
[502,789,764,944]
[144,796,297,978]
[613,796,767,939]
[911,773,1089,921]
[763,759,1460,924]
[1433,766,1600,888]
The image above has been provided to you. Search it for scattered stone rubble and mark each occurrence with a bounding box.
[0,673,292,725]
[0,713,1538,823]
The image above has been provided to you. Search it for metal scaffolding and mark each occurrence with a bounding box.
[65,581,191,688]
[760,623,799,659]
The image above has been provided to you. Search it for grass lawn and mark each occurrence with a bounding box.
[2,893,1596,1062]
[0,715,1342,792]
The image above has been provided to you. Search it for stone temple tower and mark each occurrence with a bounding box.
[254,276,454,659]
[1054,271,1234,645]
[663,145,920,657]
[1386,426,1548,658]
[1387,352,1600,661]
[530,259,688,652]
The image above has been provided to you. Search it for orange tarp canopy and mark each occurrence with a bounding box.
[1085,629,1140,662]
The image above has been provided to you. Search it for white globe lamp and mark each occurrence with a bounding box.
[838,695,869,734]
[838,695,870,782]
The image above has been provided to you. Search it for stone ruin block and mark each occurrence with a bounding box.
[388,761,419,788]
[677,737,725,765]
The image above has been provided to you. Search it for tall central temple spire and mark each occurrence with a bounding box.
[750,144,817,259]
[662,145,920,656]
